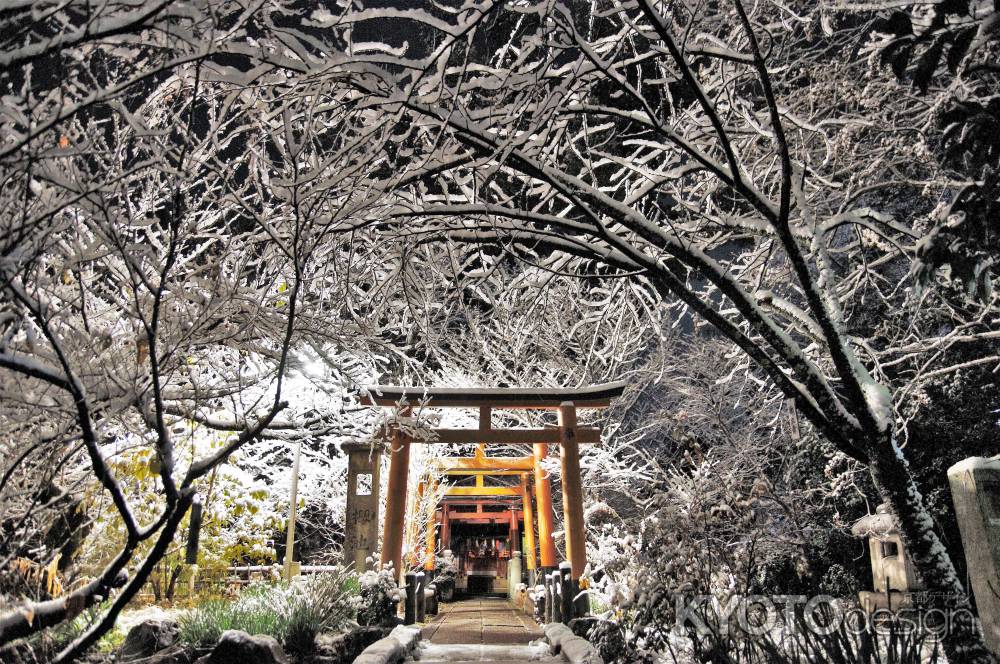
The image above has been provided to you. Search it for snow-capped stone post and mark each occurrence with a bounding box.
[540,573,555,623]
[426,582,438,616]
[508,551,522,602]
[534,583,546,622]
[416,571,426,623]
[342,441,382,574]
[949,457,1000,654]
[404,571,417,625]
[509,503,522,600]
[559,561,574,623]
[550,572,562,624]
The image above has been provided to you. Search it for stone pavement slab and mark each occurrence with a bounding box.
[413,643,561,663]
[420,597,543,647]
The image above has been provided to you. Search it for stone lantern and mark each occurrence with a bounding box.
[851,503,922,612]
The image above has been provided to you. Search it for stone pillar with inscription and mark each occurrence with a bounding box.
[342,442,382,573]
[948,456,1000,655]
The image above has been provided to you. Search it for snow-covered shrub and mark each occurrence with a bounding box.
[284,569,362,654]
[356,562,399,627]
[437,550,459,579]
[684,610,943,664]
[585,502,640,585]
[177,569,360,653]
[179,584,290,647]
[77,437,286,604]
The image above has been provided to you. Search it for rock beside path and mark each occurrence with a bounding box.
[120,619,179,660]
[195,630,288,664]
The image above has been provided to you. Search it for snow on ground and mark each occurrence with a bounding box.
[114,605,182,635]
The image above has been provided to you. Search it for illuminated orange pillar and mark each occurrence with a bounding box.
[509,505,520,552]
[533,441,558,569]
[380,408,411,582]
[559,402,587,581]
[407,480,426,568]
[424,482,437,571]
[520,474,537,570]
[440,504,451,551]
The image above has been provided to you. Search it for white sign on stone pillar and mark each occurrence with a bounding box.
[948,455,1000,655]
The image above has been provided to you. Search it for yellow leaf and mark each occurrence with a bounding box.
[44,555,62,596]
[277,282,288,292]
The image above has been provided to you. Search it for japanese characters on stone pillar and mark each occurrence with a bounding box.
[342,441,382,572]
[948,456,1000,655]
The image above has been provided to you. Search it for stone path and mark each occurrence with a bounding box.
[414,643,562,663]
[421,597,543,645]
[408,598,560,663]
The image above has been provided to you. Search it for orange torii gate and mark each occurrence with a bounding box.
[358,383,625,601]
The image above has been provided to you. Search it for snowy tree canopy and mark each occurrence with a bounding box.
[0,1,998,662]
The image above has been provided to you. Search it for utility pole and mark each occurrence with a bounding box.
[283,441,302,582]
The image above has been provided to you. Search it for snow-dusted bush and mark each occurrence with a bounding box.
[585,502,640,585]
[178,569,360,654]
[436,550,459,579]
[356,562,399,627]
[284,571,363,655]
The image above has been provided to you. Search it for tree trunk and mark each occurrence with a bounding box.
[151,575,162,602]
[165,565,183,601]
[870,441,996,664]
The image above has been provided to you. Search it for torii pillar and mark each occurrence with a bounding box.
[380,407,411,582]
[424,481,438,574]
[520,474,538,582]
[534,441,558,571]
[559,402,589,616]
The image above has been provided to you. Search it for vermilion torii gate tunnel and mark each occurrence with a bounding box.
[345,383,625,616]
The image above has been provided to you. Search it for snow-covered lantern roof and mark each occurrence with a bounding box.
[850,504,900,539]
[851,504,922,612]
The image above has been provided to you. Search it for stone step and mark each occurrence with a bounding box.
[409,642,561,662]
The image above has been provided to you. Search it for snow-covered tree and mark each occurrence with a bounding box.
[0,2,397,658]
[1,2,997,661]
[334,1,998,660]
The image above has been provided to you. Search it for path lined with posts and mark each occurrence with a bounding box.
[421,597,543,645]
[409,597,560,663]
[355,384,621,663]
[384,559,592,661]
